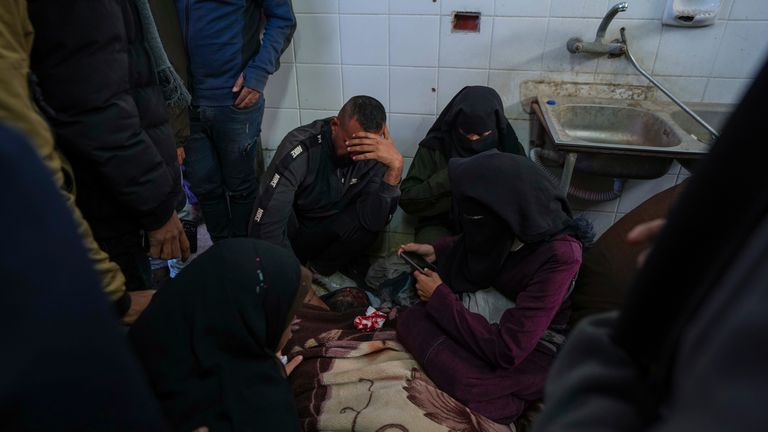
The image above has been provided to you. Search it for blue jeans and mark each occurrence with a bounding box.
[185,98,265,242]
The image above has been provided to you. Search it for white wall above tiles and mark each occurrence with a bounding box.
[259,0,768,242]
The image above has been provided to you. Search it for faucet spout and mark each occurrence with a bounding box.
[596,2,629,42]
[566,2,628,55]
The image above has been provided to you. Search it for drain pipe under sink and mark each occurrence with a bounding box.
[530,148,625,201]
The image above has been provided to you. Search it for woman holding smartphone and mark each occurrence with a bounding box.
[396,151,590,425]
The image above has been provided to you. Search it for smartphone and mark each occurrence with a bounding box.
[400,251,437,276]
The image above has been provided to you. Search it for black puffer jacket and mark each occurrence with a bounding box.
[28,0,180,238]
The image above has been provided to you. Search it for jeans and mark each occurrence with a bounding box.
[185,97,265,242]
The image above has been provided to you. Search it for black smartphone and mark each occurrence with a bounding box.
[182,219,198,254]
[400,251,437,276]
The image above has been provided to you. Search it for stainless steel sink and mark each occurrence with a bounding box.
[557,105,681,148]
[537,95,710,156]
[531,96,734,190]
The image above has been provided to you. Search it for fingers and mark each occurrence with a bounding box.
[351,152,375,161]
[346,137,379,147]
[234,89,261,109]
[180,227,191,261]
[148,239,161,259]
[285,355,303,376]
[346,144,377,154]
[232,73,244,92]
[351,131,382,140]
[626,218,666,244]
[165,236,181,261]
[637,248,651,268]
[242,91,260,108]
[234,89,249,107]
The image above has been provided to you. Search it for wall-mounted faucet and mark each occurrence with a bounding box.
[563,2,721,141]
[619,27,720,140]
[566,2,628,56]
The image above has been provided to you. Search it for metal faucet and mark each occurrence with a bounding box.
[567,2,628,56]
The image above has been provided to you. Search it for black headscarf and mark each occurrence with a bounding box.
[420,86,526,158]
[438,151,573,293]
[0,124,166,431]
[129,238,306,431]
[611,60,768,423]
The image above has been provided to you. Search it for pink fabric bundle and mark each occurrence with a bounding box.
[354,307,387,332]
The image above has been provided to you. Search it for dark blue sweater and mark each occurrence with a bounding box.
[176,0,296,106]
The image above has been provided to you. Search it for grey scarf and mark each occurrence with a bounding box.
[134,0,191,109]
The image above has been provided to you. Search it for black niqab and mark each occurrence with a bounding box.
[438,151,573,292]
[420,86,526,158]
[129,238,305,431]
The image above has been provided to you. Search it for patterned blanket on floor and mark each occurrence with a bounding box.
[285,304,513,432]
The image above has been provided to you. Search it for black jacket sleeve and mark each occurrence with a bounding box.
[249,140,308,249]
[355,163,401,232]
[28,0,178,231]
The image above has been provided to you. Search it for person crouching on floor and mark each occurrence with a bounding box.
[249,95,403,276]
[396,151,592,425]
[129,239,309,431]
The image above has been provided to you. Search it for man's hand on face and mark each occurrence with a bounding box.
[232,73,261,109]
[346,125,404,185]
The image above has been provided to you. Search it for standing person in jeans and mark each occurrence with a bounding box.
[179,0,296,242]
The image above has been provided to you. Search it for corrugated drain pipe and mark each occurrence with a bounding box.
[530,147,625,202]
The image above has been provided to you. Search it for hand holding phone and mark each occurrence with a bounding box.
[399,251,437,276]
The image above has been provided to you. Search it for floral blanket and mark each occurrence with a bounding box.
[285,304,513,432]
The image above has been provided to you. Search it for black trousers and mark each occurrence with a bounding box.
[289,206,379,276]
[98,232,151,291]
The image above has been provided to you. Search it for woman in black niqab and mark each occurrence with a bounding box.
[421,85,525,158]
[400,86,527,243]
[439,151,575,293]
[129,238,308,432]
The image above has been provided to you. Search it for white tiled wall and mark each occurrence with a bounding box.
[262,0,768,248]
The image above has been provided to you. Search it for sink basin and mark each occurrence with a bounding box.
[532,96,733,180]
[537,96,709,156]
[558,105,681,148]
[669,103,734,145]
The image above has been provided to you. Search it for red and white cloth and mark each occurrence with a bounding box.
[354,307,387,332]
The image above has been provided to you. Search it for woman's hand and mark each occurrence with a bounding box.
[413,269,443,301]
[398,242,436,263]
[626,218,666,268]
[277,351,303,376]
